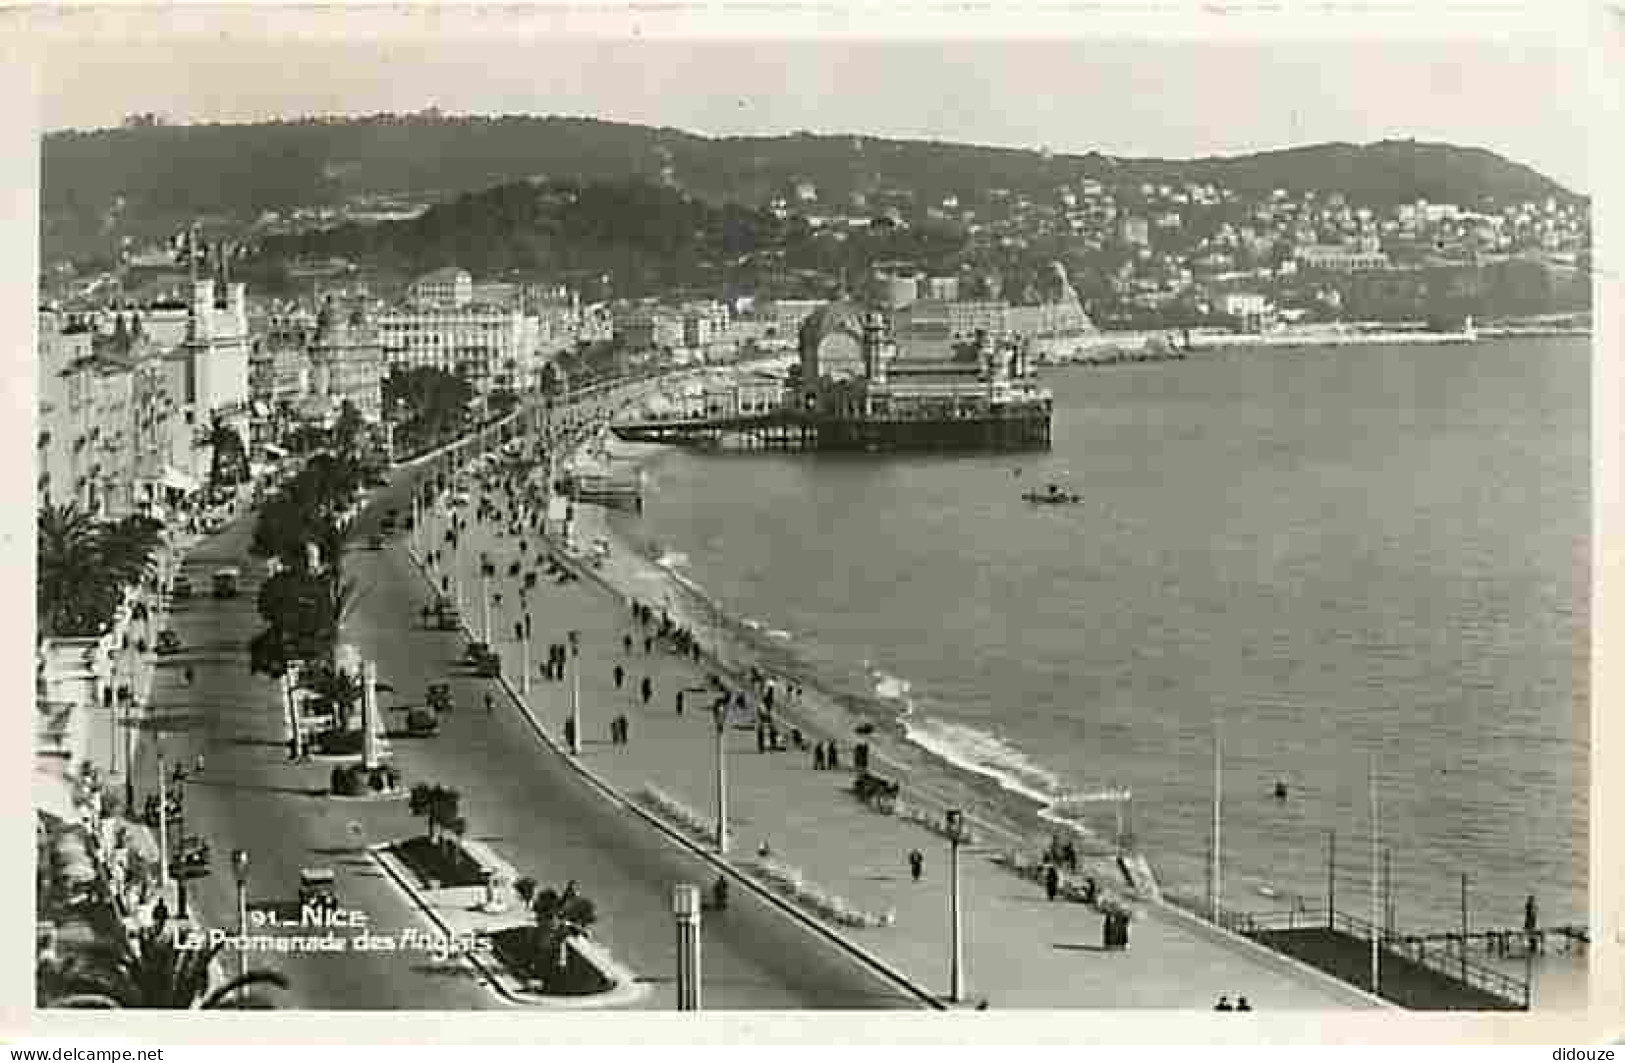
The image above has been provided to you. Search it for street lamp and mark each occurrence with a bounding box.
[712,700,729,855]
[945,808,969,1004]
[672,884,703,1011]
[231,849,250,995]
[480,570,492,644]
[155,748,170,900]
[567,630,581,755]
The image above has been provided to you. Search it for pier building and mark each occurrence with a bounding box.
[612,300,1052,452]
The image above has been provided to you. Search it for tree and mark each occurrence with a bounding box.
[198,411,250,492]
[331,400,364,459]
[530,881,598,980]
[300,659,365,733]
[37,504,162,640]
[407,784,461,845]
[251,570,331,669]
[48,924,289,1009]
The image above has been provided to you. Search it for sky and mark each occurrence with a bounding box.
[35,19,1596,194]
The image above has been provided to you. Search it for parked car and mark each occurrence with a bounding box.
[405,707,440,736]
[368,533,385,550]
[426,683,454,714]
[171,575,192,601]
[212,567,241,598]
[472,649,501,679]
[173,835,210,870]
[299,868,338,913]
[155,630,182,655]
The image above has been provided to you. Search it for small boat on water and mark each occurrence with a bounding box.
[1023,483,1082,505]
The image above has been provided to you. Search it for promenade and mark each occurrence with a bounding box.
[415,434,1385,1010]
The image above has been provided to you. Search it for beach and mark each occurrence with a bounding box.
[555,335,1588,941]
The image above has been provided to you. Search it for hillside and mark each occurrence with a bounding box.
[41,114,1581,261]
[251,177,966,298]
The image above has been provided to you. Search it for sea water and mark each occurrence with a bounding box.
[604,337,1588,935]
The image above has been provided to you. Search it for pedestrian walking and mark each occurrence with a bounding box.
[514,620,523,642]
[183,666,195,687]
[908,849,924,882]
[620,715,630,745]
[194,752,205,774]
[827,740,840,771]
[644,635,653,655]
[623,634,633,655]
[676,691,685,715]
[485,692,495,715]
[1525,894,1541,954]
[1045,864,1061,901]
[757,724,767,753]
[813,744,826,771]
[640,676,653,706]
[613,664,625,689]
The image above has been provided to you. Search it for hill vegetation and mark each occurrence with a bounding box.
[251,178,965,298]
[42,113,1581,263]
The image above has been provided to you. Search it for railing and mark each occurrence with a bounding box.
[1213,904,1531,1010]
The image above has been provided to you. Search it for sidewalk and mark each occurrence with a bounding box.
[417,467,1385,1010]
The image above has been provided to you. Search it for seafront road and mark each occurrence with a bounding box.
[419,439,1388,1011]
[132,500,919,1008]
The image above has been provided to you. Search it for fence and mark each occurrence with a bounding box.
[1212,904,1530,1010]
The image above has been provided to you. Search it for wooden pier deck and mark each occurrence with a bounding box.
[1214,907,1584,1010]
[610,407,1053,452]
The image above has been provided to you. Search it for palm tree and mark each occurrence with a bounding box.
[302,659,365,734]
[38,503,121,639]
[529,881,597,982]
[47,925,289,1009]
[100,515,164,590]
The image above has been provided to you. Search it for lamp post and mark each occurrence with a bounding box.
[1210,714,1223,922]
[521,628,532,694]
[156,747,170,901]
[945,809,968,1004]
[1369,753,1380,996]
[123,695,136,813]
[231,848,250,994]
[673,884,703,1011]
[568,630,581,755]
[713,700,729,854]
[480,570,492,644]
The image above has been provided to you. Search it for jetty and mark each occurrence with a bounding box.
[614,308,1054,453]
[1216,906,1587,1010]
[612,406,1051,452]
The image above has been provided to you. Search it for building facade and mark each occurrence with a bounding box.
[307,301,385,424]
[408,267,474,308]
[375,306,541,393]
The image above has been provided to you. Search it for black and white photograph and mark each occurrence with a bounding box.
[20,2,1616,1038]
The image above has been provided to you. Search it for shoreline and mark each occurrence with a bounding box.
[553,387,1150,873]
[542,339,1586,935]
[1039,325,1589,363]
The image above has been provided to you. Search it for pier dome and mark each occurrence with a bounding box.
[798,300,866,384]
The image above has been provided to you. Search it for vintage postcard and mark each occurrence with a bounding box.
[12,0,1620,1045]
